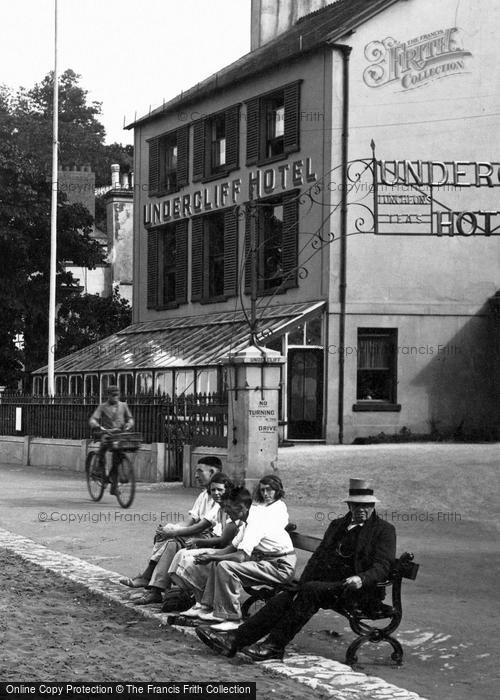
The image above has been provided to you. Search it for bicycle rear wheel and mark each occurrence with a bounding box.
[115,453,135,508]
[86,451,105,502]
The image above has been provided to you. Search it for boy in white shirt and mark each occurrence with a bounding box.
[170,486,296,630]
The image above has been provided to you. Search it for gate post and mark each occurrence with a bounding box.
[223,345,285,492]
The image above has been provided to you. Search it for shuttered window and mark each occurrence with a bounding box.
[192,105,240,181]
[246,81,301,166]
[191,210,239,303]
[147,221,188,308]
[148,125,189,196]
[244,192,299,295]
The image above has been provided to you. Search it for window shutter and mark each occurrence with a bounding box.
[147,229,159,308]
[245,97,260,166]
[192,119,205,182]
[244,205,253,294]
[282,194,299,289]
[283,81,301,154]
[175,220,188,304]
[225,105,240,172]
[148,137,160,195]
[223,208,239,298]
[177,125,190,187]
[191,216,204,302]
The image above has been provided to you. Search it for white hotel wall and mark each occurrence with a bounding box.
[329,0,500,441]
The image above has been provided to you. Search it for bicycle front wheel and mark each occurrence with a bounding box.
[115,454,135,508]
[86,451,105,502]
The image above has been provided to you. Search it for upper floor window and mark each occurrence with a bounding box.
[147,221,188,309]
[161,132,178,193]
[264,93,285,159]
[211,114,226,171]
[246,81,301,166]
[148,125,189,196]
[193,105,240,181]
[245,192,299,295]
[191,209,239,303]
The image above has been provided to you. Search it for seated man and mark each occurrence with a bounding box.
[196,478,396,660]
[88,385,134,495]
[170,486,296,631]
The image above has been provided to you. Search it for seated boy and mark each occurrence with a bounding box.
[170,486,296,630]
[119,457,224,603]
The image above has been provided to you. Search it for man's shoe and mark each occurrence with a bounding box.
[240,640,285,661]
[196,626,238,658]
[134,589,163,605]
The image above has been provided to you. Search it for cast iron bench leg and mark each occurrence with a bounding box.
[345,630,404,666]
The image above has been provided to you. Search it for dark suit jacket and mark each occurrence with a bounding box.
[299,511,396,597]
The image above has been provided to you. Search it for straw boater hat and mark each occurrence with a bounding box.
[344,478,380,504]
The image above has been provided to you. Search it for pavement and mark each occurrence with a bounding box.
[0,442,498,699]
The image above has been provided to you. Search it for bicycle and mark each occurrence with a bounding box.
[85,429,141,508]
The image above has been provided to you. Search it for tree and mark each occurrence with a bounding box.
[0,70,134,390]
[0,96,104,389]
[56,288,132,360]
[7,69,132,186]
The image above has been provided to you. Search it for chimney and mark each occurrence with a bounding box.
[111,163,120,189]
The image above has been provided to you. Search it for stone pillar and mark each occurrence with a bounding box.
[224,345,285,492]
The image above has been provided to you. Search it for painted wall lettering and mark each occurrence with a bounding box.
[363,28,472,90]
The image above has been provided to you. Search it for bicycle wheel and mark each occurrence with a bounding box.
[115,453,135,508]
[86,451,105,502]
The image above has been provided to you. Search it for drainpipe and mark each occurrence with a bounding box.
[329,43,351,444]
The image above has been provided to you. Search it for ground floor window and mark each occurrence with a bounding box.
[356,328,398,404]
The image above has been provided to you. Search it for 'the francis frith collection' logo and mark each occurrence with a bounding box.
[363,27,472,90]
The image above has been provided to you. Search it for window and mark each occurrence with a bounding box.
[246,81,301,165]
[155,371,173,396]
[84,374,98,397]
[55,375,68,395]
[245,193,299,295]
[147,220,188,309]
[354,329,400,411]
[136,372,153,395]
[192,105,240,181]
[33,376,43,395]
[161,132,177,192]
[264,94,285,158]
[101,374,116,398]
[175,369,195,396]
[69,375,83,395]
[118,373,134,396]
[196,368,218,394]
[191,209,238,302]
[148,125,189,195]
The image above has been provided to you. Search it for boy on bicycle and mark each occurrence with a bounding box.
[89,386,134,494]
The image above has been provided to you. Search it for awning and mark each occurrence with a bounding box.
[34,301,325,374]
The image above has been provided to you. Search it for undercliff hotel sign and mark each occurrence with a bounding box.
[375,159,500,236]
[363,27,471,90]
[143,158,317,227]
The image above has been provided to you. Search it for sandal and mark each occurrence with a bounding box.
[119,576,149,588]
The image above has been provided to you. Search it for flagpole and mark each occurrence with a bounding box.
[47,0,58,395]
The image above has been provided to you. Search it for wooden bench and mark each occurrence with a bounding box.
[242,529,419,666]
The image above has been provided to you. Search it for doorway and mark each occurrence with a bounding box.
[287,348,324,439]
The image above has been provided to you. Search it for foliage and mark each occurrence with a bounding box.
[4,69,132,186]
[56,288,132,359]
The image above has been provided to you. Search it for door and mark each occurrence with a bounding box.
[287,348,324,439]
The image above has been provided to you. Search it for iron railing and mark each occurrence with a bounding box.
[0,392,228,446]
